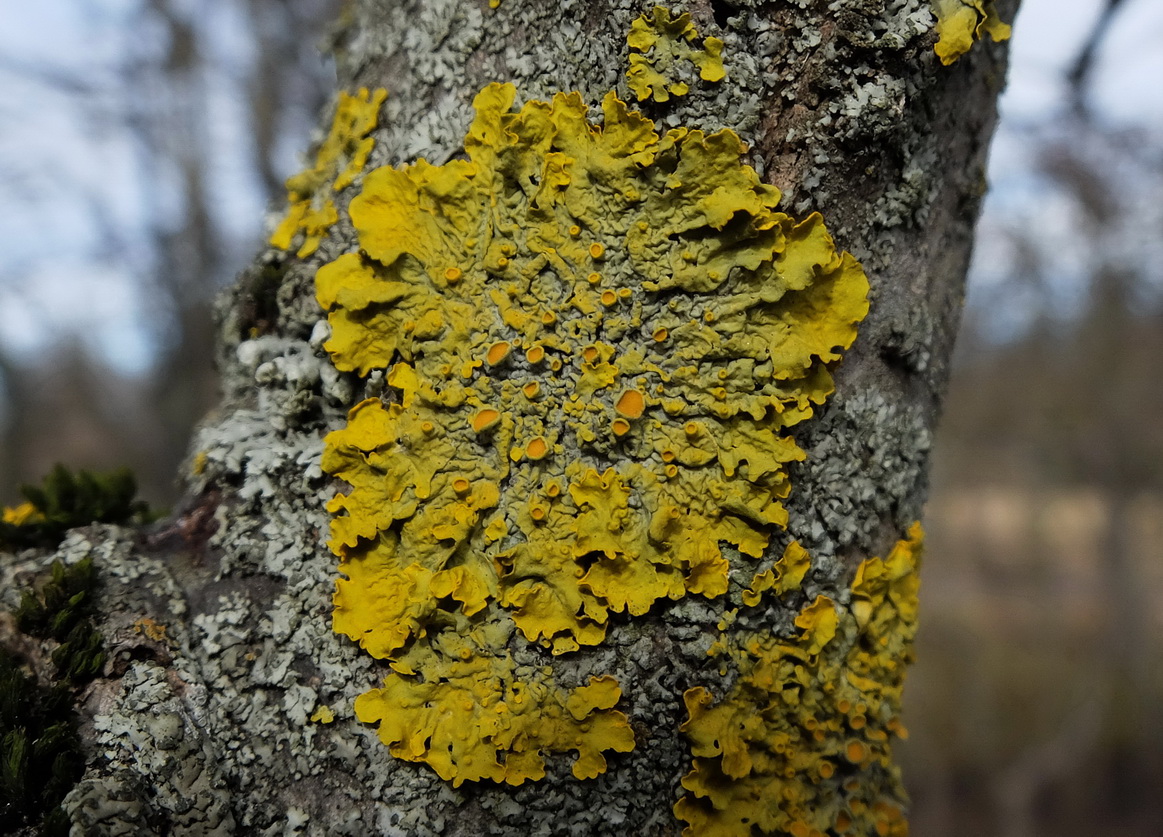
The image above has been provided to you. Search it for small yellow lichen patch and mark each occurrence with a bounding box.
[742,540,811,606]
[931,0,1012,66]
[675,524,924,836]
[795,594,840,657]
[310,705,336,724]
[627,7,725,102]
[132,617,169,643]
[2,501,41,527]
[270,87,386,257]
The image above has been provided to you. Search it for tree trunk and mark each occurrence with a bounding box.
[1,2,1014,834]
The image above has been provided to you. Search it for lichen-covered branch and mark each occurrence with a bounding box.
[0,1,1013,835]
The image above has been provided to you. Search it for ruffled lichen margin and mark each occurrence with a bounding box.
[270,88,387,258]
[930,0,1012,65]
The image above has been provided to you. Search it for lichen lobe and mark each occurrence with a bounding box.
[270,87,387,258]
[931,0,1012,65]
[627,6,726,103]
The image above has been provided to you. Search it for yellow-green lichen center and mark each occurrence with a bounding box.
[316,81,869,787]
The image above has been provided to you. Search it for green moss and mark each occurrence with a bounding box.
[0,468,121,832]
[0,650,84,835]
[1,555,107,833]
[0,649,86,833]
[15,558,105,687]
[1,464,154,551]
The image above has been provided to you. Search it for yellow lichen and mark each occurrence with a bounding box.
[132,617,169,643]
[356,643,634,786]
[742,540,811,606]
[615,389,646,419]
[931,0,1012,66]
[2,502,41,526]
[316,81,869,786]
[627,7,725,103]
[309,705,336,724]
[270,87,386,257]
[675,524,924,836]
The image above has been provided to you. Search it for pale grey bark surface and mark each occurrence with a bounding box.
[0,1,1013,834]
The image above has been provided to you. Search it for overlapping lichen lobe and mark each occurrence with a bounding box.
[269,86,387,260]
[674,525,923,837]
[931,0,1012,66]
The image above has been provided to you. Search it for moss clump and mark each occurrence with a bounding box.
[0,470,129,832]
[0,651,83,836]
[1,558,104,834]
[15,558,105,687]
[0,465,154,551]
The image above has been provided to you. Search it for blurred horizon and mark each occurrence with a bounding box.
[2,1,1162,834]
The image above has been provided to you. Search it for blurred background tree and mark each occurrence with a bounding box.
[0,0,339,502]
[1,0,1161,834]
[901,2,1163,835]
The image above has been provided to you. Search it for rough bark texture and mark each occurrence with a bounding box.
[1,1,1013,834]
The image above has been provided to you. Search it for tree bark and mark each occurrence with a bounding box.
[1,1,1014,834]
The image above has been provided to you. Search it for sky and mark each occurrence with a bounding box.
[0,0,278,374]
[1,0,1162,373]
[970,0,1163,338]
[1005,0,1163,124]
